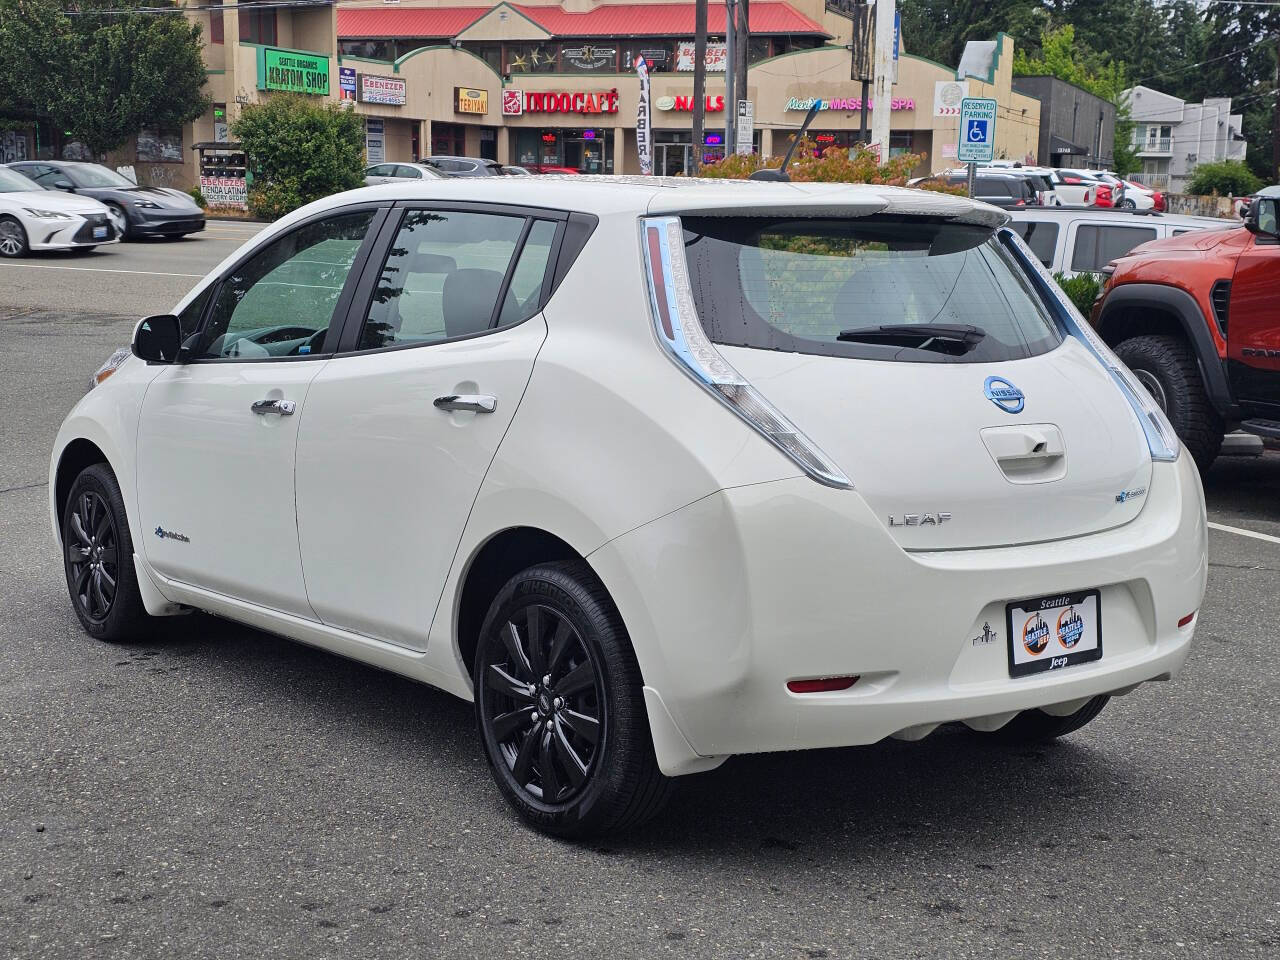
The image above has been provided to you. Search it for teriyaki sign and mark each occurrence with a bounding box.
[259,47,330,96]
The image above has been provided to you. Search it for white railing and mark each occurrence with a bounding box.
[1128,173,1171,190]
[1137,137,1173,153]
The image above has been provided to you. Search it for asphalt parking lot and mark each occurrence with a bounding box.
[1,230,1277,959]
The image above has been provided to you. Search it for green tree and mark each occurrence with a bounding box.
[0,1,210,155]
[231,95,366,220]
[1186,159,1263,197]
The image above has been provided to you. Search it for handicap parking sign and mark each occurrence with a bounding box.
[957,97,997,162]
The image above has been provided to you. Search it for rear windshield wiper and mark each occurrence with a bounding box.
[837,324,987,355]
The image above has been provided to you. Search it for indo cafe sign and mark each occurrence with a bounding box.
[502,89,620,116]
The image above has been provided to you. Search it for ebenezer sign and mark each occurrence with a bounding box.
[260,47,330,96]
[358,74,407,106]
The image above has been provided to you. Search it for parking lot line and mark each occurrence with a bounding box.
[0,262,203,278]
[1207,521,1280,545]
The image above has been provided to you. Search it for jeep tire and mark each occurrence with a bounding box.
[1114,334,1224,472]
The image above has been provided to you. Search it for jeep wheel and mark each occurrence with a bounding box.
[1114,334,1224,471]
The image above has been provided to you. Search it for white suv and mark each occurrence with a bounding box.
[51,178,1207,837]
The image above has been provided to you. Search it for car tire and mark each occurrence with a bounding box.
[979,696,1110,743]
[105,203,130,241]
[474,560,672,838]
[1114,334,1224,471]
[0,215,29,257]
[1118,198,1136,210]
[61,464,150,642]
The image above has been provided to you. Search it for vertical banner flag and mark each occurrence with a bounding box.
[636,58,653,175]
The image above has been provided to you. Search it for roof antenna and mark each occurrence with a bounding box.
[750,99,822,182]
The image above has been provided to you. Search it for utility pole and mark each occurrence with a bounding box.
[1273,30,1279,184]
[724,0,737,156]
[736,0,750,150]
[870,0,895,160]
[691,0,707,172]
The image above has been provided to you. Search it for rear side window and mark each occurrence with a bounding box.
[681,216,1062,364]
[1070,225,1157,273]
[1009,220,1060,267]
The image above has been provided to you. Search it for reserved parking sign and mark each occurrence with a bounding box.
[957,97,997,163]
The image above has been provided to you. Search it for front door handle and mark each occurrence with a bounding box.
[251,399,296,416]
[434,394,497,414]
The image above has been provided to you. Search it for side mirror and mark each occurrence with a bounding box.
[132,314,183,364]
[1244,197,1279,238]
[52,179,75,192]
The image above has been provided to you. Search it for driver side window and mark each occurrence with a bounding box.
[197,210,376,360]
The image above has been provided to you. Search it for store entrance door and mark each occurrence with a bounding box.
[657,142,689,176]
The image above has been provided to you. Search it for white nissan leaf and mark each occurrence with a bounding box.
[50,178,1207,837]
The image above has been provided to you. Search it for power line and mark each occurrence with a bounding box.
[61,1,334,15]
[1129,35,1275,88]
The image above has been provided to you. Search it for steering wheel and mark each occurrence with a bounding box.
[291,328,328,355]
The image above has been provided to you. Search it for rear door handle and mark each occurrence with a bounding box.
[251,399,296,416]
[434,394,497,414]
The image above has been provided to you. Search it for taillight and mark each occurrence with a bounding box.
[787,676,859,694]
[640,217,853,489]
[1095,184,1113,207]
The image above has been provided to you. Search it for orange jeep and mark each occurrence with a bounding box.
[1091,196,1280,470]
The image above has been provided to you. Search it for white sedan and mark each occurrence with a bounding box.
[0,165,118,256]
[51,177,1207,837]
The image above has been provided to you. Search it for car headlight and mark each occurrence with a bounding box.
[91,346,131,389]
[23,208,72,220]
[131,199,160,208]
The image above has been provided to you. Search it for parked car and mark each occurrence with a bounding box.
[0,165,118,257]
[1120,180,1165,212]
[1233,183,1280,218]
[52,178,1206,837]
[948,165,1058,206]
[528,165,583,175]
[1044,169,1098,206]
[9,160,205,240]
[1090,195,1280,470]
[935,172,1037,208]
[364,162,448,186]
[1007,207,1233,277]
[502,165,534,176]
[420,156,505,177]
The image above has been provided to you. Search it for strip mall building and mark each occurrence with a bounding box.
[8,1,1041,189]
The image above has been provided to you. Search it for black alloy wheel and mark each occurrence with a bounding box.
[481,601,603,805]
[62,463,149,641]
[474,561,672,837]
[67,489,120,623]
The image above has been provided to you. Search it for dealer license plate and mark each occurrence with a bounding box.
[93,226,108,239]
[1006,590,1102,677]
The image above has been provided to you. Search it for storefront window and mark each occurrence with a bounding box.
[431,122,466,158]
[504,43,558,74]
[469,43,503,73]
[340,40,392,60]
[137,127,183,163]
[559,42,619,74]
[622,42,674,72]
[515,128,613,173]
[209,9,223,44]
[238,2,277,46]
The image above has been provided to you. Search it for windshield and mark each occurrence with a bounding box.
[66,164,136,188]
[0,167,40,193]
[681,216,1062,364]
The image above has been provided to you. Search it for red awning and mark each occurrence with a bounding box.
[337,7,489,39]
[338,3,829,40]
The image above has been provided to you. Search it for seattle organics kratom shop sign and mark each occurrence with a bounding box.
[259,47,330,96]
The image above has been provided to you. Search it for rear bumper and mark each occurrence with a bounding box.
[590,452,1207,774]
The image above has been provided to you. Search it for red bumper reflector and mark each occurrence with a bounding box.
[787,676,859,694]
[1178,612,1196,628]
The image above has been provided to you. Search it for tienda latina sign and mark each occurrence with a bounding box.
[259,47,330,96]
[785,96,915,111]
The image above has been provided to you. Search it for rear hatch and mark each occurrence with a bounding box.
[679,213,1151,550]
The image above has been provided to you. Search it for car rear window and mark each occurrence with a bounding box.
[1070,224,1157,273]
[1009,220,1060,267]
[680,216,1062,364]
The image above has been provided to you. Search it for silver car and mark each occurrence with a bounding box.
[363,162,448,186]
